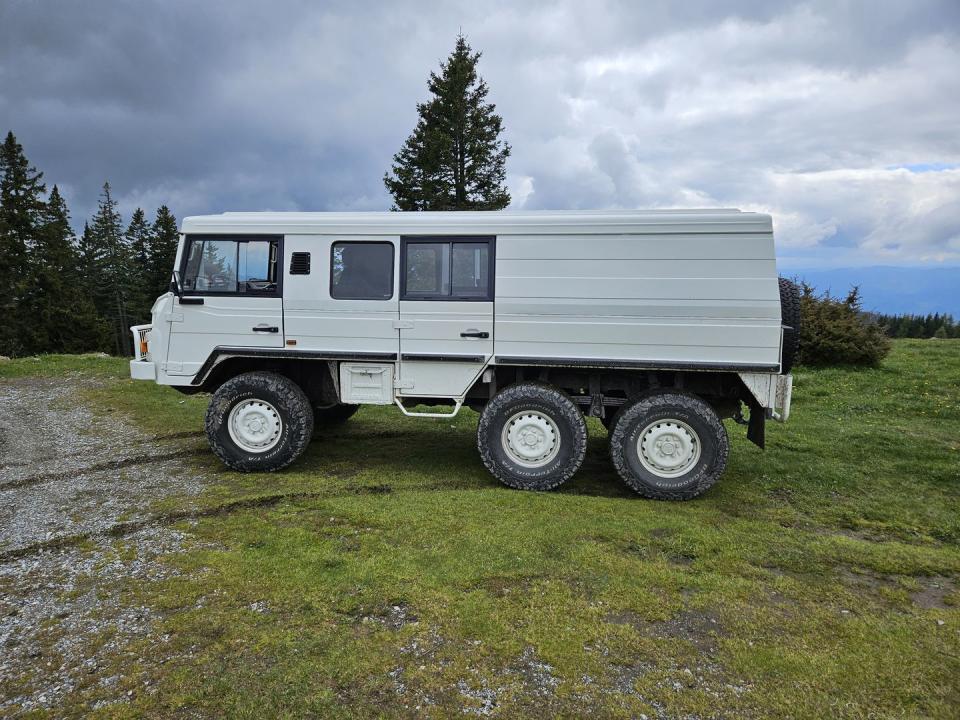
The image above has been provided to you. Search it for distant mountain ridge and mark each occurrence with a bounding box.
[786,266,960,317]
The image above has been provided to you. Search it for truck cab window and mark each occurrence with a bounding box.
[182,237,279,294]
[239,241,277,293]
[330,242,394,300]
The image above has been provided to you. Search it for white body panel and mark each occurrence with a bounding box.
[398,300,493,397]
[495,233,780,367]
[165,296,284,376]
[133,210,787,414]
[283,234,399,356]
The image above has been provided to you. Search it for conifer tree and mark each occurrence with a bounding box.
[149,205,179,298]
[125,207,153,321]
[384,35,511,210]
[21,186,104,352]
[76,221,98,279]
[89,182,133,354]
[0,131,47,355]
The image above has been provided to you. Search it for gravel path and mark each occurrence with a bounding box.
[0,376,212,715]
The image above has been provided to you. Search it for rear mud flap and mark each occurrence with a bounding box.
[747,399,766,449]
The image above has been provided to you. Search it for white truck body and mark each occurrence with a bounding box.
[130,209,794,498]
[133,210,787,405]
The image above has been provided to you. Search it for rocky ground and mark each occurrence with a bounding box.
[0,376,210,715]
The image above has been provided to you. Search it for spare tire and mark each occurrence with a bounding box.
[778,277,801,373]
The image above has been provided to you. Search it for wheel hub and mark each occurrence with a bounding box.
[637,420,700,478]
[502,411,561,467]
[228,399,282,453]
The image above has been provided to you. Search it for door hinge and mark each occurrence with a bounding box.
[162,361,182,372]
[394,380,415,390]
[392,320,414,330]
[163,312,184,323]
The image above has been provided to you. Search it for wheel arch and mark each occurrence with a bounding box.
[195,353,340,408]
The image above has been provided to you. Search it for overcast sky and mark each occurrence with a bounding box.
[2,0,958,268]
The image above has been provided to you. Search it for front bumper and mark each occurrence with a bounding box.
[129,324,155,381]
[130,359,156,380]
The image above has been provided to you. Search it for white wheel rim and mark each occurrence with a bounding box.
[501,411,561,468]
[636,419,701,478]
[228,399,282,453]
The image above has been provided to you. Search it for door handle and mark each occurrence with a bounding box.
[252,325,279,333]
[460,330,489,339]
[180,297,204,305]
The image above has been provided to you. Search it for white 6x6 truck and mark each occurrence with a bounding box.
[130,210,798,500]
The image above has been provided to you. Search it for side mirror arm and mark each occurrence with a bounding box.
[170,270,184,297]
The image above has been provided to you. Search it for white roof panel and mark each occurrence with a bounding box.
[180,209,772,236]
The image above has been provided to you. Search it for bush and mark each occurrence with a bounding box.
[796,283,891,367]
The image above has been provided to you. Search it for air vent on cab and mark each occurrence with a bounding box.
[289,252,311,275]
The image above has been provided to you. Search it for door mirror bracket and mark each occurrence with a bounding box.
[170,270,184,297]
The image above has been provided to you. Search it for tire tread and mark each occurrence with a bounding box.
[477,382,587,491]
[205,371,314,472]
[610,391,728,500]
[779,277,802,373]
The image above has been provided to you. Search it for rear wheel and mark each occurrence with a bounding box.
[477,382,588,491]
[610,392,728,500]
[205,371,314,472]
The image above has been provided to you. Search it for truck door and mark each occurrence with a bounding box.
[282,236,399,359]
[164,235,284,377]
[397,237,494,399]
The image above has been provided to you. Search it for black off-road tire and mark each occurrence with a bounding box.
[477,382,588,491]
[779,277,802,373]
[610,392,728,501]
[314,403,360,427]
[205,371,314,472]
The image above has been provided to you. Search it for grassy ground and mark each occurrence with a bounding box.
[3,340,960,718]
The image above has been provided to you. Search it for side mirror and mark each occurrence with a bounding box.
[169,270,184,297]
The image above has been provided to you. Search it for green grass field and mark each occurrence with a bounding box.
[3,340,960,718]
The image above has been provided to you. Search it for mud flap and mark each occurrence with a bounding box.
[746,398,766,449]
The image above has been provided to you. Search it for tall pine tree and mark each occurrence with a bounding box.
[89,182,134,355]
[0,131,47,355]
[149,205,179,299]
[125,207,153,322]
[384,35,511,210]
[20,186,104,352]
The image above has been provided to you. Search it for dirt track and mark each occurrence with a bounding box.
[0,376,209,715]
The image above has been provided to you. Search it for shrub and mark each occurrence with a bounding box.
[796,283,891,367]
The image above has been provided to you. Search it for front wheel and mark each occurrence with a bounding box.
[610,392,728,500]
[205,371,314,472]
[477,382,588,491]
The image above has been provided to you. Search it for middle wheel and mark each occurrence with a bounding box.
[477,382,588,491]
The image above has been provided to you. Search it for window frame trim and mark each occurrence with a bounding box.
[329,240,396,301]
[179,234,284,297]
[399,235,496,302]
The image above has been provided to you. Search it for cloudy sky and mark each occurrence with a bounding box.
[2,0,958,269]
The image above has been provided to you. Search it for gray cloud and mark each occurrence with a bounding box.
[1,0,958,265]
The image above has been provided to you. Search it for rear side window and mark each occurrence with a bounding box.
[452,242,490,298]
[401,237,494,300]
[330,242,394,300]
[182,236,280,295]
[405,243,450,295]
